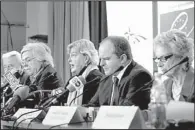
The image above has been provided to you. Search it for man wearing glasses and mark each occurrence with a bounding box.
[20,42,64,108]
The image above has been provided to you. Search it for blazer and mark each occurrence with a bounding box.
[82,69,104,104]
[88,60,152,110]
[29,64,64,92]
[164,67,194,103]
[63,69,104,105]
[22,64,64,108]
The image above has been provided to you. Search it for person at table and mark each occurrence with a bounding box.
[51,39,104,106]
[86,36,152,110]
[153,29,194,103]
[1,51,31,103]
[20,42,64,108]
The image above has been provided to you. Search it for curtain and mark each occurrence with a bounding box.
[48,1,90,83]
[152,1,158,74]
[88,1,108,49]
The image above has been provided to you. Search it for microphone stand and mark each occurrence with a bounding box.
[1,87,8,109]
[146,57,189,87]
[70,66,124,107]
[163,57,188,75]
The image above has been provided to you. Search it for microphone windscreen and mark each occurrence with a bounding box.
[1,71,21,90]
[67,76,86,92]
[3,71,20,87]
[13,86,29,101]
[78,75,86,85]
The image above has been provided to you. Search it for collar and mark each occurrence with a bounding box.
[82,64,99,78]
[113,60,132,83]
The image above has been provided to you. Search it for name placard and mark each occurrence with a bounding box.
[42,106,87,127]
[166,100,194,122]
[92,106,146,129]
[13,108,42,123]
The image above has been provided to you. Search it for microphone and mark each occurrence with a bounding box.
[41,66,124,108]
[26,90,52,98]
[1,71,21,91]
[163,57,189,75]
[71,66,124,107]
[41,76,86,107]
[3,86,29,114]
[85,57,189,107]
[144,57,189,87]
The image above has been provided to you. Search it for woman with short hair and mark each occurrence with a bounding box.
[52,39,104,106]
[153,29,194,103]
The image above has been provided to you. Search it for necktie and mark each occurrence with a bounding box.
[110,76,119,105]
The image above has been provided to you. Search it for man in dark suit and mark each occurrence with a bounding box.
[87,36,152,110]
[20,42,64,108]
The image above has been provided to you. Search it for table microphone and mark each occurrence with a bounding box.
[41,75,86,107]
[26,90,52,98]
[1,71,21,91]
[72,66,124,107]
[144,56,189,87]
[3,86,30,114]
[42,66,124,107]
[163,57,189,75]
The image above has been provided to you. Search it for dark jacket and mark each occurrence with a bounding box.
[23,64,64,108]
[82,69,104,104]
[29,64,64,92]
[88,60,152,110]
[164,67,194,103]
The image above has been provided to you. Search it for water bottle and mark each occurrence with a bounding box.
[149,74,168,129]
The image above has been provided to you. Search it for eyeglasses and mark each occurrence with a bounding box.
[153,54,173,63]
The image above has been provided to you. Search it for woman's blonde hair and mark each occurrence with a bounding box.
[154,29,194,67]
[67,39,99,66]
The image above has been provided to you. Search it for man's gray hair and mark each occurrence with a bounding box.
[67,39,99,66]
[21,42,54,67]
[2,51,22,64]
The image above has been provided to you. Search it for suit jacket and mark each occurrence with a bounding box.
[29,64,64,92]
[82,69,104,104]
[23,64,64,108]
[88,60,152,110]
[164,67,194,103]
[63,69,104,105]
